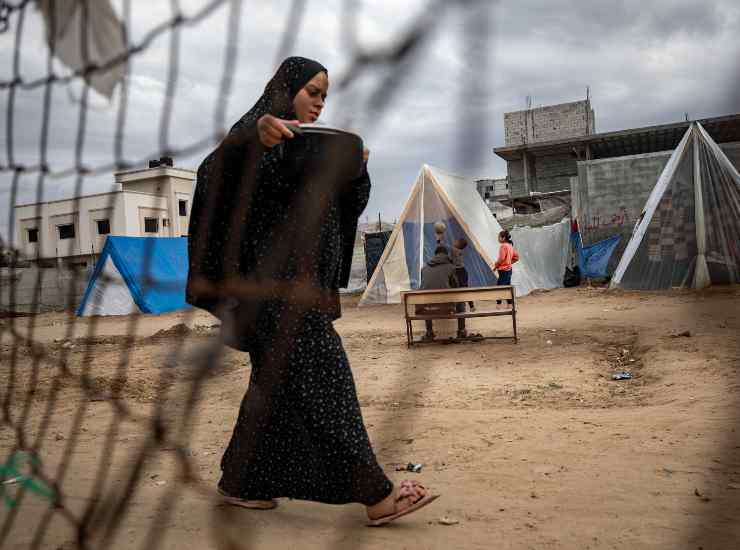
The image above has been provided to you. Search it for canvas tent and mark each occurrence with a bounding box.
[360,164,570,304]
[78,236,191,316]
[611,122,740,290]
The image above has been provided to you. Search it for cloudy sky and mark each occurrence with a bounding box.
[1,0,739,241]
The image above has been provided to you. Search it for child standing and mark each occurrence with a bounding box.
[450,238,475,312]
[494,230,519,308]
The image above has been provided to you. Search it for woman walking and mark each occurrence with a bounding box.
[186,57,438,526]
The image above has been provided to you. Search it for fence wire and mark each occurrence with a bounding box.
[0,0,492,548]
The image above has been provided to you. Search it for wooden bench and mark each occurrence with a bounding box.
[401,285,518,347]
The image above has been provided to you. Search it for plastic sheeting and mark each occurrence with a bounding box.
[342,240,367,294]
[78,236,191,316]
[360,165,571,304]
[611,122,740,290]
[39,0,125,98]
[573,233,623,279]
[510,220,571,295]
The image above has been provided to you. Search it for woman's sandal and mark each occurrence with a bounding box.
[367,480,440,527]
[217,487,278,510]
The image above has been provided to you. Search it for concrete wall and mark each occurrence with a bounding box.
[574,151,672,247]
[121,192,169,236]
[504,100,595,146]
[508,158,527,198]
[0,266,90,313]
[533,153,579,194]
[507,151,578,198]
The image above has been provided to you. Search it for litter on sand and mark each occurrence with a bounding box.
[612,372,632,380]
[396,463,423,473]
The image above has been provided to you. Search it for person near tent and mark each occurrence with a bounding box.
[450,238,475,312]
[418,245,467,340]
[434,221,446,244]
[494,230,519,308]
[186,57,438,526]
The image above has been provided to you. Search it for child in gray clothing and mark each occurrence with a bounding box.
[450,238,475,312]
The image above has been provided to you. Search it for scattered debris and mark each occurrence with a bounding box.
[694,488,711,502]
[546,340,552,345]
[530,491,538,499]
[438,516,459,526]
[54,433,65,441]
[61,341,74,349]
[396,463,423,473]
[612,372,632,381]
[727,483,740,490]
[671,330,692,338]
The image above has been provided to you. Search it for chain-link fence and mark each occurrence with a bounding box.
[0,1,492,548]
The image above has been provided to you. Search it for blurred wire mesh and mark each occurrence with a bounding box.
[0,0,491,548]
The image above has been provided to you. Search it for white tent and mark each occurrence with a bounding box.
[359,164,570,304]
[611,123,740,290]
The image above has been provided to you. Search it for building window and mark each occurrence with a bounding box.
[27,228,39,243]
[162,218,169,228]
[144,218,159,233]
[96,219,110,235]
[58,224,75,240]
[178,200,188,216]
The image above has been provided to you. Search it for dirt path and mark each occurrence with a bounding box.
[2,287,739,549]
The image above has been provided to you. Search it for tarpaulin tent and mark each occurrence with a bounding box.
[611,122,740,290]
[572,233,623,279]
[77,236,191,316]
[359,164,570,304]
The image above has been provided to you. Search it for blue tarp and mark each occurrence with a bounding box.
[573,233,622,279]
[77,236,191,316]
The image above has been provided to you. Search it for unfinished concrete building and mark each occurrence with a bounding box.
[499,99,595,199]
[494,107,740,273]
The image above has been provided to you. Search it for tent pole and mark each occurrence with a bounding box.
[692,125,710,289]
[419,168,425,283]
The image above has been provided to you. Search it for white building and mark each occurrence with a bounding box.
[14,160,195,267]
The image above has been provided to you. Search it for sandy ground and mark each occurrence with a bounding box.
[1,287,740,550]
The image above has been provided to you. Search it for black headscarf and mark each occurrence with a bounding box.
[186,57,369,349]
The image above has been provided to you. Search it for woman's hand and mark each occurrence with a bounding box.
[363,147,370,163]
[257,114,299,147]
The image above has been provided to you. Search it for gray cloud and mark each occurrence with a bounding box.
[1,0,739,240]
